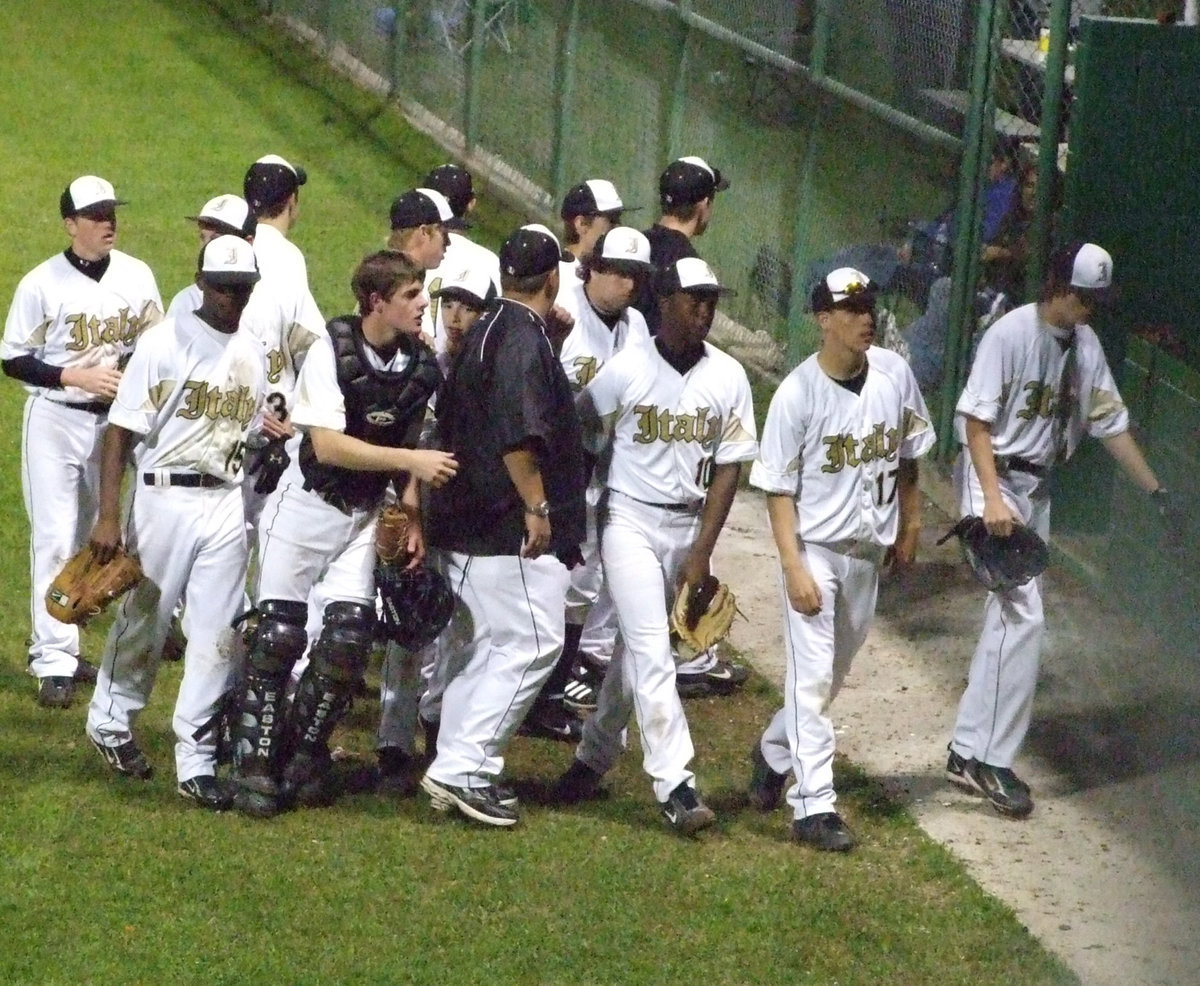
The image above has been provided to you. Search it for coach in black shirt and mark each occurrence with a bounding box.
[423,223,587,827]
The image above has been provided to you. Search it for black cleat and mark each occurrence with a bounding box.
[792,812,855,852]
[946,747,1033,818]
[90,737,154,780]
[177,775,232,810]
[552,758,606,804]
[517,700,582,743]
[676,659,750,698]
[420,774,519,827]
[376,747,419,798]
[36,676,75,709]
[73,658,99,684]
[660,781,716,835]
[747,743,788,812]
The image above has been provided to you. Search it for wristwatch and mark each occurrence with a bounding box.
[524,500,551,518]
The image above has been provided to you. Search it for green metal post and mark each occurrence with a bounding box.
[324,0,336,51]
[665,0,694,162]
[551,0,581,205]
[936,0,1002,459]
[389,1,409,97]
[784,0,831,368]
[464,0,489,152]
[1027,0,1071,294]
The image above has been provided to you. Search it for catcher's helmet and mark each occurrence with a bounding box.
[375,565,455,650]
[938,517,1049,593]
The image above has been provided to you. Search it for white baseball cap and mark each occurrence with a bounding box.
[657,256,735,296]
[187,194,255,238]
[60,175,126,218]
[200,234,261,286]
[560,179,626,219]
[811,267,876,312]
[430,265,498,308]
[1070,243,1113,291]
[389,187,454,229]
[592,226,652,268]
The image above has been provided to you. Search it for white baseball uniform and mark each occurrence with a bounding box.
[750,345,934,819]
[1,249,162,681]
[575,340,758,801]
[950,303,1128,768]
[86,310,266,782]
[421,231,500,355]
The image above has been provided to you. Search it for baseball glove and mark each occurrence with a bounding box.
[937,516,1049,593]
[45,544,144,625]
[375,504,412,566]
[671,575,738,654]
[375,564,455,651]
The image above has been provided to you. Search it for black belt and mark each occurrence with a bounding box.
[614,490,702,513]
[301,479,370,515]
[997,456,1048,478]
[61,400,110,415]
[142,472,226,488]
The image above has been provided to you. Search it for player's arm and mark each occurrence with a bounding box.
[962,414,1019,536]
[90,424,135,563]
[502,442,550,560]
[679,461,741,591]
[398,473,426,569]
[765,492,822,617]
[1100,430,1161,493]
[889,458,922,572]
[306,426,457,487]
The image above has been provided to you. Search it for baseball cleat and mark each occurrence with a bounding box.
[494,783,519,809]
[552,758,606,804]
[676,659,750,698]
[517,701,583,743]
[660,782,716,835]
[562,665,599,712]
[375,747,419,798]
[90,737,154,780]
[36,676,75,709]
[420,774,519,827]
[177,775,232,811]
[946,748,1033,818]
[73,658,99,684]
[747,743,788,812]
[792,812,856,852]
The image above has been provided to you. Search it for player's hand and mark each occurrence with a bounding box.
[981,497,1020,537]
[521,514,551,559]
[66,365,122,400]
[675,550,711,597]
[403,515,426,569]
[544,304,575,349]
[259,412,293,441]
[887,525,920,574]
[405,450,458,487]
[88,517,123,565]
[783,563,822,617]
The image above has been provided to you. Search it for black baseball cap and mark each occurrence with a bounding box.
[560,179,626,220]
[243,154,307,213]
[389,188,454,230]
[499,224,572,278]
[424,163,474,224]
[659,156,729,208]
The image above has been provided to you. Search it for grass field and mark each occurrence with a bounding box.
[0,2,1076,983]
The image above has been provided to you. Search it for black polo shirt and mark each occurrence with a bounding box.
[632,224,698,335]
[429,298,586,557]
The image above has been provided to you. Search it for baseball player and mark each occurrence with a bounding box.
[559,178,628,281]
[946,242,1167,819]
[226,250,456,818]
[84,236,267,808]
[518,226,654,738]
[388,187,453,273]
[421,164,502,354]
[747,267,935,852]
[421,224,587,827]
[1,175,162,709]
[375,264,497,795]
[553,256,758,835]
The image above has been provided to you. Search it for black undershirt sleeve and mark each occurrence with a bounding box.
[2,354,65,389]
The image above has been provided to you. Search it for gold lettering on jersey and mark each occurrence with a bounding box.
[572,356,599,389]
[632,404,720,448]
[266,349,286,385]
[1016,381,1055,421]
[63,307,151,352]
[177,381,258,426]
[821,421,901,473]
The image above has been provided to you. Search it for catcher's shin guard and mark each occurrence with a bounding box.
[230,600,307,817]
[280,601,375,806]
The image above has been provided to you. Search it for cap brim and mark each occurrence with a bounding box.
[294,166,308,186]
[445,216,472,231]
[76,198,127,213]
[1074,285,1115,306]
[203,271,261,287]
